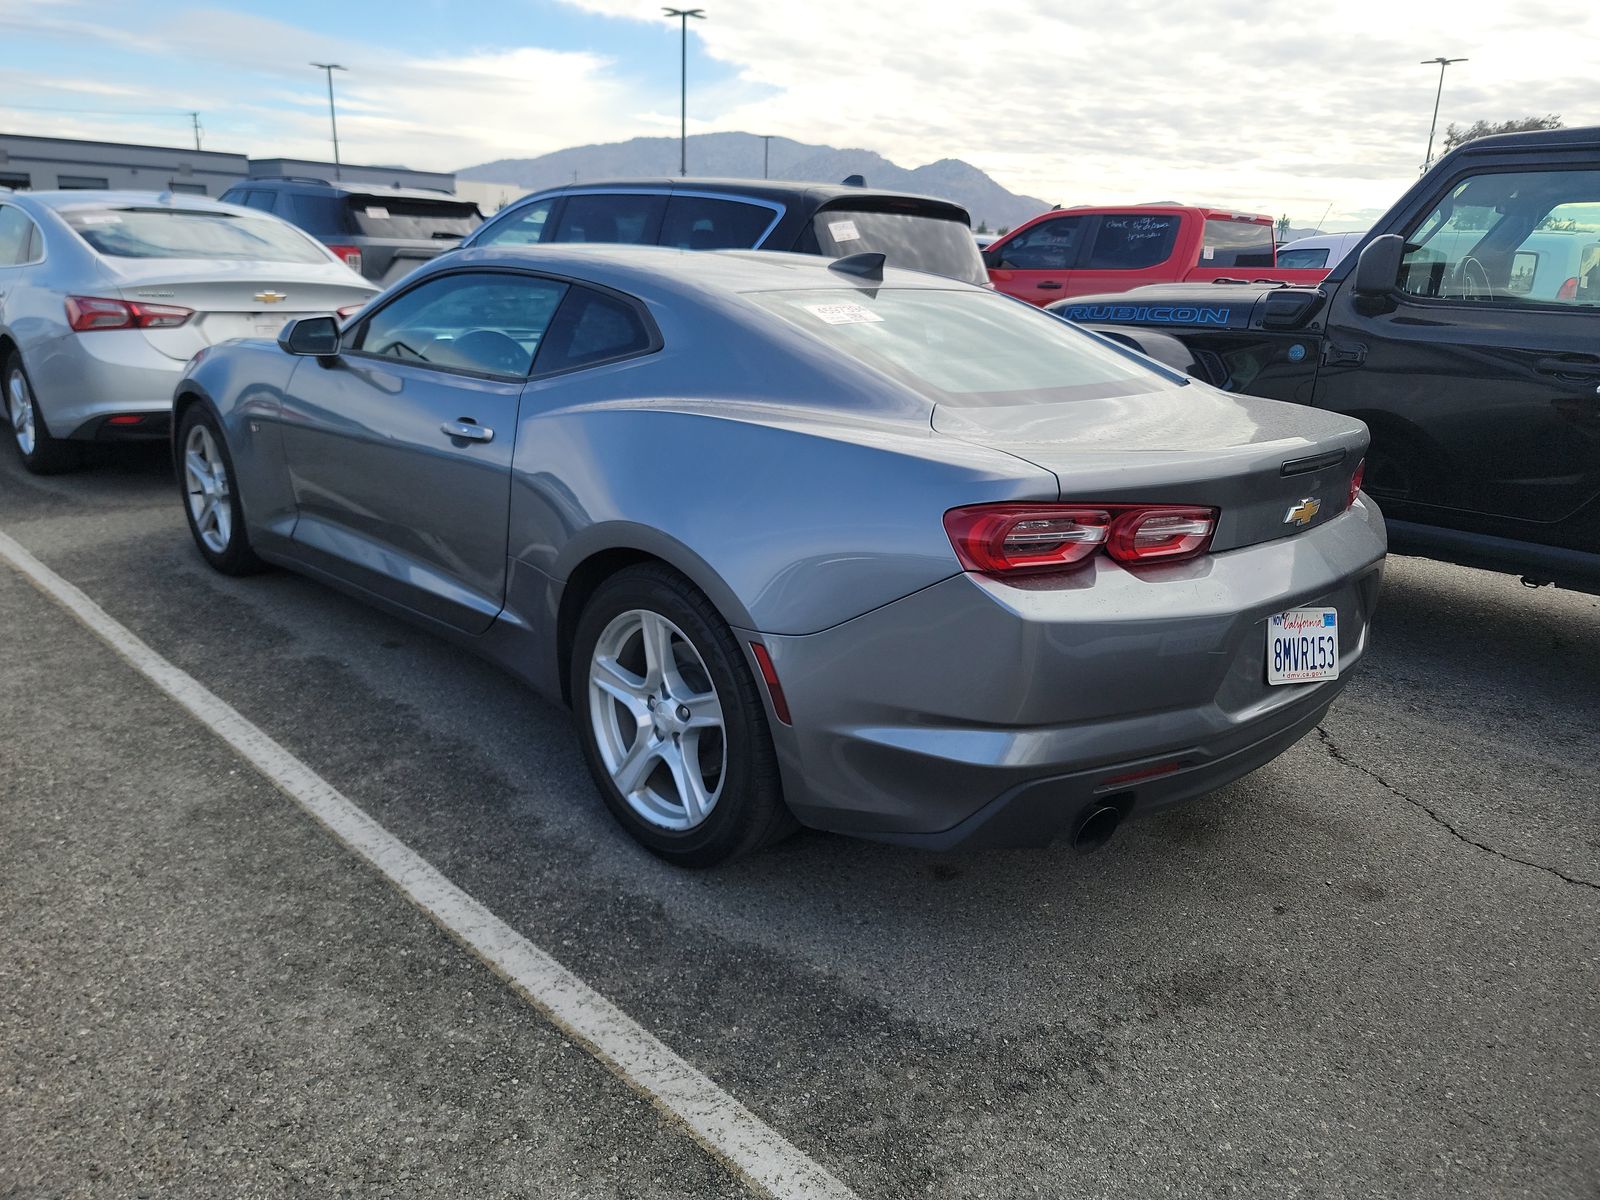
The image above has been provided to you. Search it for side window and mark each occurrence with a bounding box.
[353,272,569,377]
[551,193,666,245]
[995,216,1085,271]
[659,196,773,249]
[57,174,109,190]
[0,206,33,265]
[1082,213,1180,270]
[1275,247,1329,269]
[1399,169,1600,306]
[536,287,655,374]
[286,194,343,232]
[242,190,278,212]
[477,199,554,247]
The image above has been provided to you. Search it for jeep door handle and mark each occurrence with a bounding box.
[1036,281,1064,290]
[1535,355,1600,379]
[441,420,494,443]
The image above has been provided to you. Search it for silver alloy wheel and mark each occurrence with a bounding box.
[183,422,233,554]
[588,608,727,831]
[7,369,35,457]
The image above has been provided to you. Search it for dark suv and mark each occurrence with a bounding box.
[458,179,988,284]
[220,177,483,285]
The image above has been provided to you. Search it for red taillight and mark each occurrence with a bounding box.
[106,414,145,426]
[1557,277,1579,301]
[944,503,1219,576]
[748,643,792,725]
[327,244,364,273]
[1347,458,1366,510]
[66,295,192,332]
[1106,506,1218,563]
[335,303,365,320]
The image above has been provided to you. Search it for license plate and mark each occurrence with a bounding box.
[1266,607,1339,685]
[253,318,288,338]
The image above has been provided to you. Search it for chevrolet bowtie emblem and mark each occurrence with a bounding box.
[1284,497,1322,527]
[254,291,288,304]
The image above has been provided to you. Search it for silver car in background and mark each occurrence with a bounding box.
[176,246,1386,867]
[0,190,377,473]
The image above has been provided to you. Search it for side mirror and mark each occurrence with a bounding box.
[1352,234,1404,297]
[279,315,341,357]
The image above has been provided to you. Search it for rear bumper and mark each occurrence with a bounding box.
[756,498,1386,848]
[28,331,182,439]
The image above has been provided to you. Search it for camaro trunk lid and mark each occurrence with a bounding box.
[932,388,1369,553]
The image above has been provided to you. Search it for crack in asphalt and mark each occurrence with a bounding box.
[1315,725,1599,892]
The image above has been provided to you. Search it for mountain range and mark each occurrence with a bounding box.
[459,132,1051,231]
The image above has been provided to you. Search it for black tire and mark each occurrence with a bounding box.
[571,563,796,867]
[5,353,82,475]
[176,404,266,576]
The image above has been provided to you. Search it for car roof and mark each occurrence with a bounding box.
[441,243,975,300]
[1455,124,1600,153]
[19,190,250,213]
[524,177,970,218]
[232,178,470,203]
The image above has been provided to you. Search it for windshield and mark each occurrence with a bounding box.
[62,207,329,263]
[748,286,1168,405]
[812,209,988,285]
[348,197,481,240]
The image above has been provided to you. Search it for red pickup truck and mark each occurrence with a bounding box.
[983,204,1331,304]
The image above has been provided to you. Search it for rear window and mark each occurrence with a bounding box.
[748,286,1161,404]
[1201,219,1276,268]
[348,196,481,241]
[1275,246,1329,269]
[812,208,987,285]
[61,207,328,263]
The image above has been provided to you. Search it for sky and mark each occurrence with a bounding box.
[1,0,1596,230]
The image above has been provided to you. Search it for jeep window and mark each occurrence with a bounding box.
[1200,219,1275,268]
[1275,246,1329,269]
[1083,213,1180,270]
[812,208,988,285]
[1399,170,1600,306]
[992,215,1086,273]
[348,196,480,241]
[61,207,329,263]
[660,196,773,250]
[552,193,666,244]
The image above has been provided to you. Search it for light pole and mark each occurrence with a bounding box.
[1420,56,1466,172]
[310,61,348,179]
[760,133,772,179]
[662,8,705,177]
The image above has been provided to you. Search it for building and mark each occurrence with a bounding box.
[0,133,247,195]
[0,134,457,198]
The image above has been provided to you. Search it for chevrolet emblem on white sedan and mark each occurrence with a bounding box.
[1284,498,1322,526]
[254,291,288,304]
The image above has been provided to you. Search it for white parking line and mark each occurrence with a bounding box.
[0,530,858,1200]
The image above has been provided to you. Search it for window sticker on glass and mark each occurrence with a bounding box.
[829,219,861,242]
[365,206,391,219]
[804,302,884,325]
[1202,245,1216,260]
[76,213,119,225]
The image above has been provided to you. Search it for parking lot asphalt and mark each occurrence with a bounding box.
[2,444,1597,1200]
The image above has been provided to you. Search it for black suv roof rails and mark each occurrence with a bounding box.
[242,175,333,187]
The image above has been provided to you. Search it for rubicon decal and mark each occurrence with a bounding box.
[1060,303,1232,325]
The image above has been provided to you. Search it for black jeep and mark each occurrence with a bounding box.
[1056,126,1600,594]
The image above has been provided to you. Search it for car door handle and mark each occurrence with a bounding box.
[1036,281,1064,290]
[1535,355,1600,379]
[441,420,494,443]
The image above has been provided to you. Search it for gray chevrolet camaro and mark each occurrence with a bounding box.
[175,244,1386,866]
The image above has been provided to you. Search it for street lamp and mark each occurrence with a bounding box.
[760,133,773,179]
[310,61,348,179]
[1420,56,1466,172]
[662,8,705,177]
